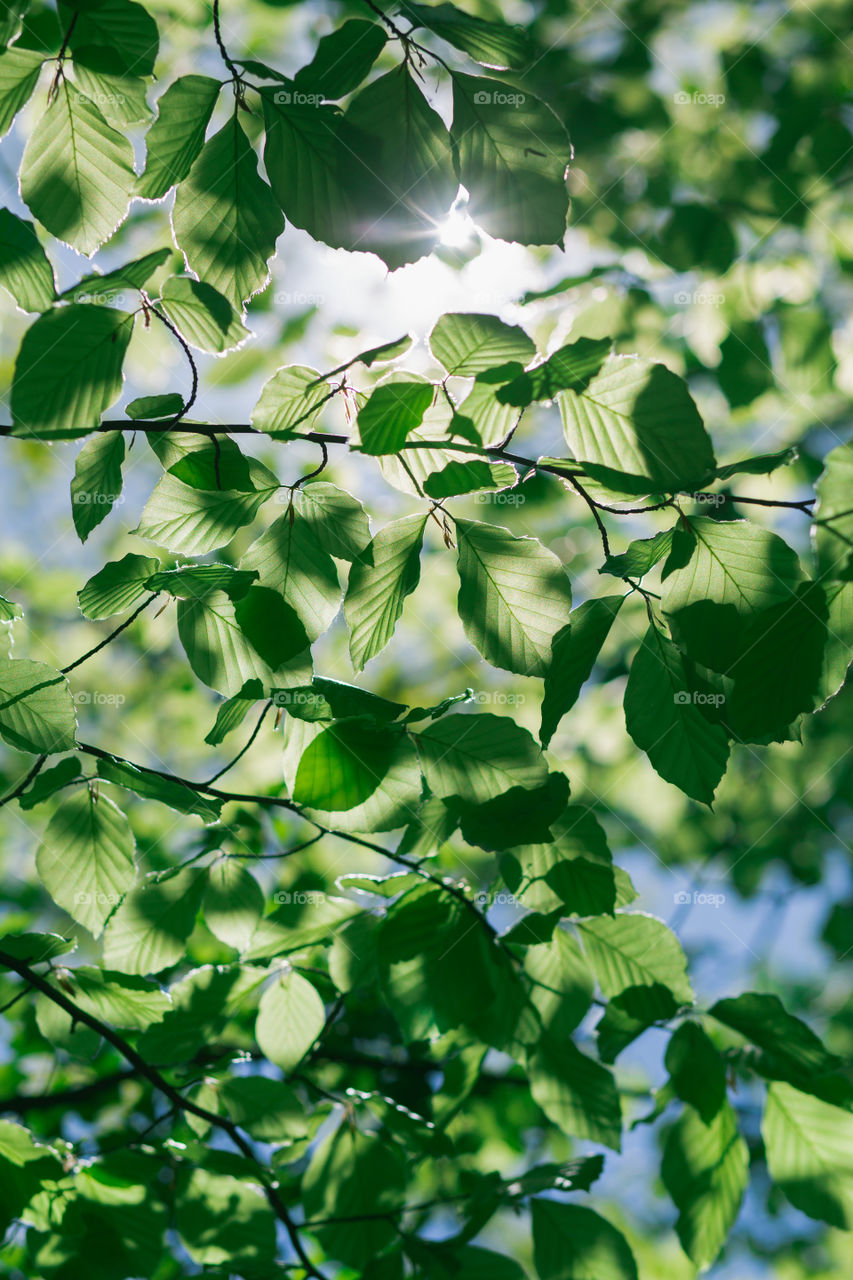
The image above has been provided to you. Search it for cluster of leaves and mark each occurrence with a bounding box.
[0,0,852,1277]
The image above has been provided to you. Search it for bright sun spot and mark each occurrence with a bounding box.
[439,207,477,247]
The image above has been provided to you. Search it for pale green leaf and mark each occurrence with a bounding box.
[172,116,284,308]
[0,208,54,313]
[456,520,573,676]
[430,312,535,375]
[11,305,133,439]
[240,511,340,642]
[559,356,716,495]
[529,1035,622,1151]
[0,47,44,141]
[251,365,332,436]
[344,514,427,670]
[20,81,135,256]
[576,912,694,1007]
[532,1201,638,1280]
[762,1082,853,1229]
[203,859,264,951]
[70,431,125,542]
[294,482,371,561]
[414,711,547,802]
[451,74,570,245]
[255,970,325,1071]
[78,553,159,619]
[158,275,249,354]
[36,789,135,936]
[136,74,221,201]
[624,625,730,804]
[0,658,76,754]
[662,1102,749,1269]
[102,867,206,974]
[540,596,623,745]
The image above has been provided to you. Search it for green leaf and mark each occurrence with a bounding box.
[70,431,125,542]
[172,116,285,308]
[715,446,797,482]
[777,303,836,396]
[665,1023,727,1123]
[57,966,171,1030]
[422,458,516,498]
[294,722,400,810]
[727,582,829,741]
[251,365,332,436]
[284,718,420,833]
[377,882,501,1040]
[559,356,716,495]
[451,74,570,245]
[456,520,573,677]
[255,970,325,1070]
[240,511,341,642]
[19,756,82,810]
[203,859,263,951]
[624,625,730,804]
[218,1076,307,1142]
[126,393,183,421]
[59,246,172,303]
[662,1102,749,1269]
[96,755,222,822]
[430,312,535,375]
[709,991,841,1087]
[532,1200,638,1280]
[499,336,612,406]
[20,80,135,256]
[102,867,205,974]
[401,2,532,70]
[60,0,159,75]
[0,208,54,312]
[0,46,43,141]
[814,441,853,581]
[36,789,135,936]
[204,678,264,746]
[11,305,133,438]
[414,712,547,802]
[0,658,76,753]
[657,202,736,274]
[451,769,569,850]
[303,1127,406,1268]
[577,913,693,1007]
[292,18,386,96]
[600,529,674,580]
[0,595,22,624]
[136,474,271,555]
[344,514,427,670]
[145,565,257,599]
[717,320,773,409]
[762,1082,853,1229]
[261,92,357,250]
[158,275,249,353]
[596,983,680,1062]
[506,805,623,917]
[523,930,594,1038]
[70,48,151,128]
[540,596,623,745]
[337,66,458,266]
[294,482,371,561]
[78,553,159,619]
[176,1167,275,1267]
[529,1035,623,1151]
[178,589,310,695]
[357,379,435,455]
[0,932,76,963]
[661,518,804,672]
[136,74,221,201]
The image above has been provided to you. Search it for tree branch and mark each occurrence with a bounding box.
[0,947,327,1279]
